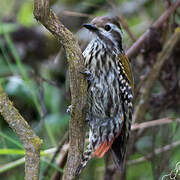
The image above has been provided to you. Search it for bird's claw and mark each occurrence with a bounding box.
[80,69,93,81]
[66,105,72,115]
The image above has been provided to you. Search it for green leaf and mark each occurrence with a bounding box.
[0,148,54,156]
[0,148,25,155]
[41,157,64,173]
[0,131,23,149]
[17,2,35,27]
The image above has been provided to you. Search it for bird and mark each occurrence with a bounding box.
[76,16,134,175]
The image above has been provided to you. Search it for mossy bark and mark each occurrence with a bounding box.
[34,0,87,179]
[0,84,43,180]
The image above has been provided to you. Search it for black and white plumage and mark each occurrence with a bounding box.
[76,16,134,175]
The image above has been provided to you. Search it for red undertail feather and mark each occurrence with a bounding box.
[94,139,114,158]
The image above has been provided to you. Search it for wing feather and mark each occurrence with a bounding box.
[118,54,134,92]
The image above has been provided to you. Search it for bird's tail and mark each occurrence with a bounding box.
[75,144,93,176]
[111,123,129,171]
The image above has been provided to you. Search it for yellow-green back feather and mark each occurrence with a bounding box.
[118,54,134,92]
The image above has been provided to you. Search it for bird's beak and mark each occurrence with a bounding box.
[83,24,98,31]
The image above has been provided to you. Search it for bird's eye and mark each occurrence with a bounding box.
[104,25,111,31]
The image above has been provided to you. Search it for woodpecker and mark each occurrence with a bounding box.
[76,16,134,175]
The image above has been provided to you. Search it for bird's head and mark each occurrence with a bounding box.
[83,16,123,52]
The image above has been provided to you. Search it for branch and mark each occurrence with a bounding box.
[133,28,180,124]
[33,1,87,180]
[0,84,43,180]
[131,118,180,131]
[97,140,180,172]
[48,117,180,177]
[118,15,137,42]
[126,0,180,58]
[2,116,176,176]
[127,140,180,165]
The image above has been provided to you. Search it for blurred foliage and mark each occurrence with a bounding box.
[0,0,180,180]
[17,1,35,26]
[0,23,18,34]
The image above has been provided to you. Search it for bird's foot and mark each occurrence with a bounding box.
[66,105,72,115]
[80,69,93,81]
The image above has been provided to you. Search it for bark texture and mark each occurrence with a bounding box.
[33,0,87,179]
[0,84,43,180]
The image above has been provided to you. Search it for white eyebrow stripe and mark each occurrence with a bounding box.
[108,23,123,36]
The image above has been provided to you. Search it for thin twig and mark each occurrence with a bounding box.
[51,144,69,180]
[134,75,148,100]
[0,84,43,180]
[40,76,62,90]
[127,140,180,165]
[117,15,137,42]
[97,140,180,171]
[126,0,180,58]
[37,78,48,131]
[62,10,93,18]
[131,118,180,131]
[43,131,69,179]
